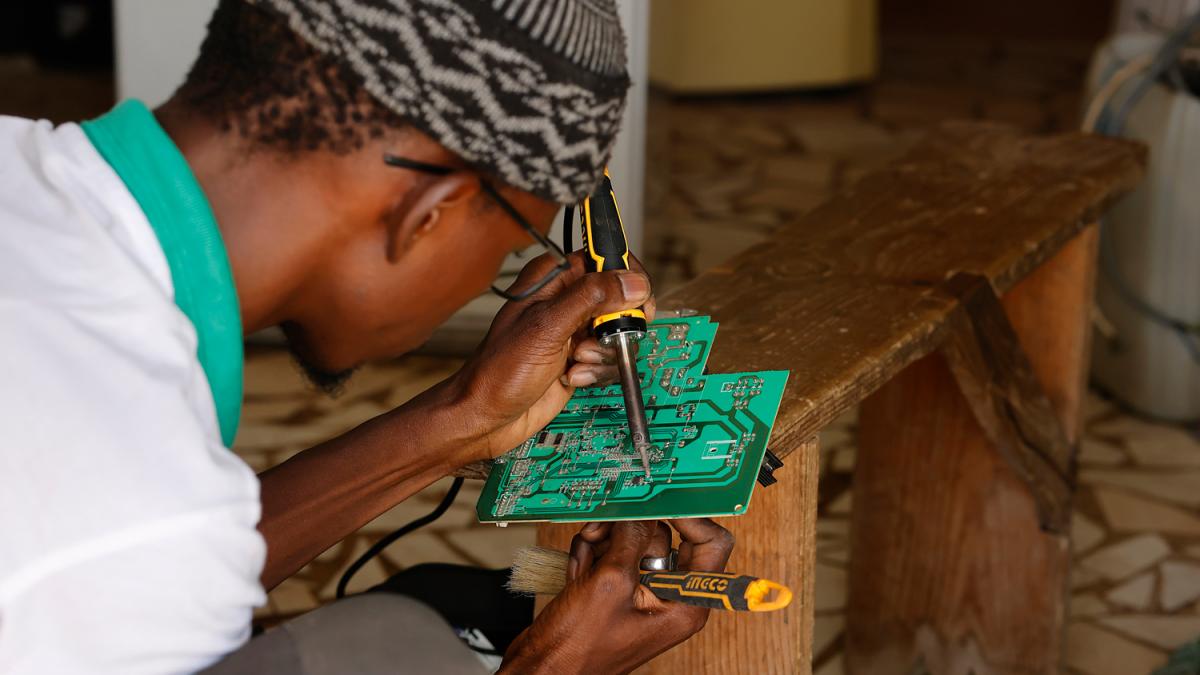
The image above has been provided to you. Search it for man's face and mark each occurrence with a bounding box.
[281,162,559,384]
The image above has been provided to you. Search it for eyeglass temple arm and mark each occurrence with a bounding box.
[480,182,535,235]
[382,155,454,175]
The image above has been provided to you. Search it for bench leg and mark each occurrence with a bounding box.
[845,227,1097,674]
[535,437,820,674]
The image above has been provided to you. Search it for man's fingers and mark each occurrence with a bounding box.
[577,521,612,544]
[627,254,657,321]
[598,521,657,570]
[526,270,651,345]
[500,250,587,302]
[572,338,616,365]
[569,521,614,580]
[626,522,673,613]
[632,584,670,614]
[671,518,734,573]
[560,363,618,388]
[502,250,655,350]
[643,521,673,560]
[568,534,594,582]
[568,338,618,386]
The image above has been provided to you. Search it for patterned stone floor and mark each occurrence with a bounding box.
[238,38,1200,674]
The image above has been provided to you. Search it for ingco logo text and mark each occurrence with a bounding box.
[685,576,728,592]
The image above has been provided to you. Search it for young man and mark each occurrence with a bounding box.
[0,0,734,673]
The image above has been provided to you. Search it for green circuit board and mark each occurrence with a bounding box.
[476,315,788,524]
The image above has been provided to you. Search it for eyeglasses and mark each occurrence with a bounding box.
[383,154,571,301]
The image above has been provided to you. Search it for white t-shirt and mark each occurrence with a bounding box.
[0,117,266,673]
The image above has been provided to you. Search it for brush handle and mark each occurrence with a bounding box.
[639,571,792,612]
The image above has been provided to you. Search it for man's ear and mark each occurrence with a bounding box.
[387,173,481,263]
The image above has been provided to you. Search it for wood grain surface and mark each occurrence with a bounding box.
[847,228,1100,675]
[939,273,1074,532]
[654,123,1142,463]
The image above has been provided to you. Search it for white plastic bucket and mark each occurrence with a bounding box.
[1088,34,1200,422]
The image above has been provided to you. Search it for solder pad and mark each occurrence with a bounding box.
[476,315,788,524]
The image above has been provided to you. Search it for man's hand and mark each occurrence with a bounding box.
[445,251,656,461]
[501,518,734,674]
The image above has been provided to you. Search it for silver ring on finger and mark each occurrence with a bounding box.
[639,549,678,572]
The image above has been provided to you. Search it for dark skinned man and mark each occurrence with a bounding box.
[0,1,733,673]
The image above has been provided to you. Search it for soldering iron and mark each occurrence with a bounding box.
[571,169,653,479]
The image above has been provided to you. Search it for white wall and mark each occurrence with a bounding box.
[114,0,218,107]
[609,0,648,250]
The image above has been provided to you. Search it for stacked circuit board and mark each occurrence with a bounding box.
[476,315,788,524]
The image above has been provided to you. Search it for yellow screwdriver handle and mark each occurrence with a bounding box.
[640,571,793,612]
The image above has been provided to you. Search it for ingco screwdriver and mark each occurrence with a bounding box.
[508,547,794,613]
[579,169,653,479]
[639,569,792,612]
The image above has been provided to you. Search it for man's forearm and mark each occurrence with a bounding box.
[255,380,484,589]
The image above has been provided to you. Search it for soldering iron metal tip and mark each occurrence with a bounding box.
[636,443,653,480]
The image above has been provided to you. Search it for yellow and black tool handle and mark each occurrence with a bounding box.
[639,571,792,612]
[580,169,646,337]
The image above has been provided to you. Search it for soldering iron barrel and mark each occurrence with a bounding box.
[612,333,651,452]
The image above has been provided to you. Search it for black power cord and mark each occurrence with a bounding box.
[562,205,575,251]
[336,477,465,599]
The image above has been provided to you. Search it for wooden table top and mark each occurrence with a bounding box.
[657,122,1145,459]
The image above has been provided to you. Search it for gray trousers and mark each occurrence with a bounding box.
[202,594,491,675]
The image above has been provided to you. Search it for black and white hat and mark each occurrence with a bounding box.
[249,0,630,204]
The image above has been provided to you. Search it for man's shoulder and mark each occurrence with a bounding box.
[0,115,101,227]
[0,115,173,307]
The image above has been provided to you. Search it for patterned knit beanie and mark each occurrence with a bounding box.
[248,0,630,204]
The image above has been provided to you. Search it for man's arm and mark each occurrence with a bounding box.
[256,380,481,589]
[256,253,654,588]
[256,386,453,587]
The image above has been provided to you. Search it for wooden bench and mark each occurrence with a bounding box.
[534,122,1146,674]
